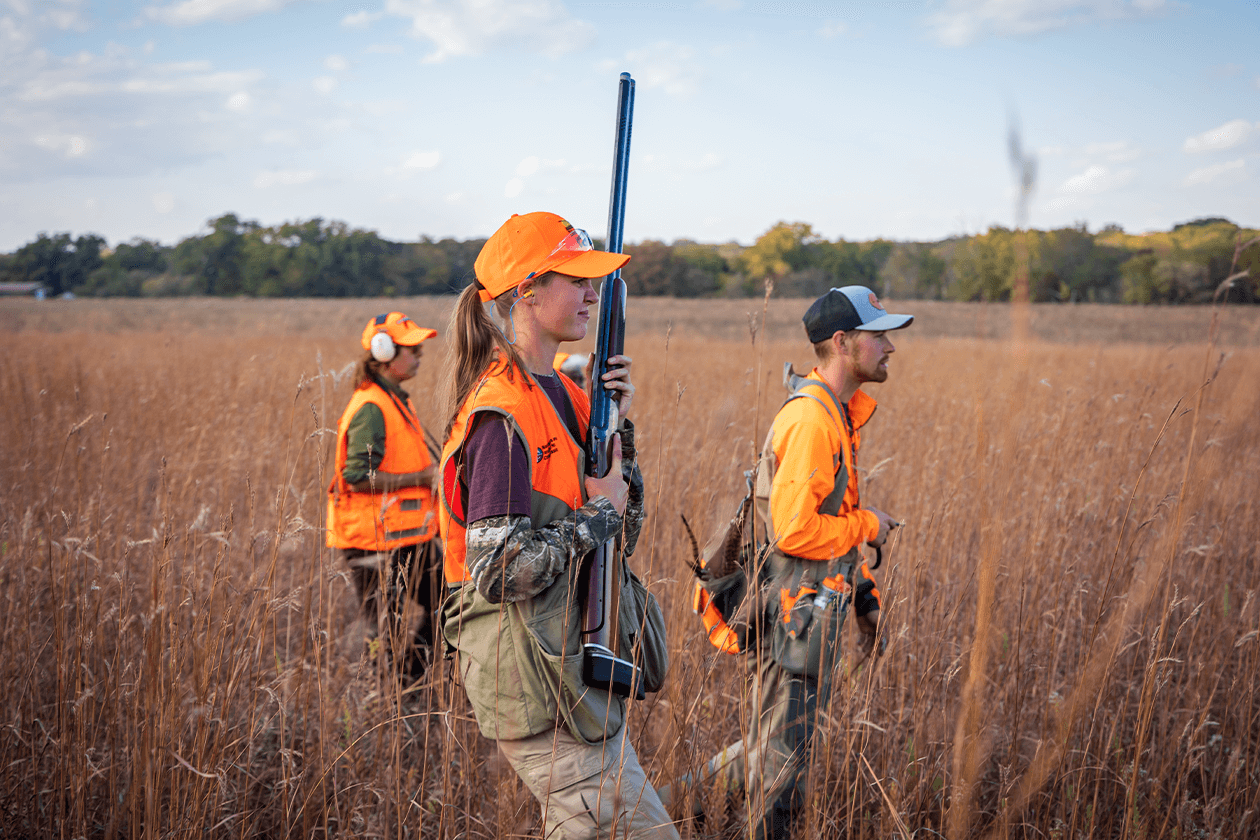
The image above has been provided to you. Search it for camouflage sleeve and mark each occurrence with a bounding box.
[619,419,645,558]
[465,495,624,604]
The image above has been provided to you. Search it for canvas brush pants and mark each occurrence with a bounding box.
[674,652,831,840]
[497,724,680,840]
[666,556,856,838]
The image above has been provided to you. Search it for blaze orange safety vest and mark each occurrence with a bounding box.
[439,360,590,585]
[326,381,437,550]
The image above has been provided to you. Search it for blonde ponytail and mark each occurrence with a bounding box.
[442,281,528,438]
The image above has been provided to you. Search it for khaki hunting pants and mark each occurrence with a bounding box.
[497,723,680,840]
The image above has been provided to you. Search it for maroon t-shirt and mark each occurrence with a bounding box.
[463,373,583,524]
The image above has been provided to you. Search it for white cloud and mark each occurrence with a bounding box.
[1,37,265,182]
[925,0,1171,47]
[342,10,382,27]
[146,0,297,26]
[622,42,702,97]
[702,0,742,10]
[1183,159,1244,186]
[512,156,565,178]
[254,169,317,188]
[324,54,349,72]
[383,0,595,63]
[688,152,722,170]
[263,129,297,145]
[1042,195,1080,213]
[1058,164,1134,195]
[1085,140,1140,163]
[152,192,176,213]
[403,150,440,170]
[19,63,262,101]
[819,20,847,38]
[34,133,90,157]
[1182,119,1253,154]
[312,76,337,94]
[504,177,524,198]
[2,0,90,45]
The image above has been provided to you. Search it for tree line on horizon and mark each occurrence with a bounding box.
[1,213,1256,305]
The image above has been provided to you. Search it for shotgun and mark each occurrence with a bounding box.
[580,72,642,700]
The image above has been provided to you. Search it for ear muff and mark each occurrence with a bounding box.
[370,330,396,362]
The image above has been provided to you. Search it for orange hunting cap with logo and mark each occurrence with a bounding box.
[360,311,437,351]
[474,212,631,302]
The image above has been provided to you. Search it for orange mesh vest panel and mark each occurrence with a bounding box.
[327,381,436,550]
[440,361,590,585]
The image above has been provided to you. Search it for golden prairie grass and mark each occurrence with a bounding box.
[1,295,1258,839]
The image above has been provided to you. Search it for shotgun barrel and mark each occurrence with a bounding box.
[580,72,642,700]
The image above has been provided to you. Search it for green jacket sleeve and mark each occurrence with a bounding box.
[342,402,386,485]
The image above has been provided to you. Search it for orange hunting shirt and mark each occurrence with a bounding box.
[769,368,880,561]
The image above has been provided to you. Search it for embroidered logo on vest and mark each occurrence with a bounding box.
[536,436,559,463]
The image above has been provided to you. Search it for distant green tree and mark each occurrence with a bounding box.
[622,240,677,296]
[171,214,256,295]
[671,241,725,297]
[74,239,169,297]
[399,237,483,294]
[742,222,817,281]
[951,227,1017,301]
[1119,253,1163,304]
[2,232,104,296]
[620,240,724,297]
[881,243,948,299]
[1031,225,1127,302]
[115,239,168,273]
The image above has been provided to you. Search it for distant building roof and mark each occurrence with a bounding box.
[0,282,45,295]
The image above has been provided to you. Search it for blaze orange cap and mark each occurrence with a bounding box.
[360,311,437,351]
[473,212,631,302]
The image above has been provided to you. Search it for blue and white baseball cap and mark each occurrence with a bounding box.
[803,286,913,342]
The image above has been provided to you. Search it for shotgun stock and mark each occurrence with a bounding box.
[580,72,642,700]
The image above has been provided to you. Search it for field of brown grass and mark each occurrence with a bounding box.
[2,295,1258,839]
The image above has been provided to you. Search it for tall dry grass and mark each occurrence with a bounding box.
[1,296,1258,839]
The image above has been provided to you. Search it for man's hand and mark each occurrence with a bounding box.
[866,507,900,547]
[853,608,886,668]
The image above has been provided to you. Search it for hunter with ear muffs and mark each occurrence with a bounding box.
[327,311,442,682]
[676,286,911,840]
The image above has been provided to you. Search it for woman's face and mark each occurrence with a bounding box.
[525,272,600,344]
[384,342,422,382]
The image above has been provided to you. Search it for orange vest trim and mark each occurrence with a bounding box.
[326,381,437,550]
[439,360,590,585]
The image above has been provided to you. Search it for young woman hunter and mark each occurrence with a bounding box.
[326,312,443,681]
[438,212,676,840]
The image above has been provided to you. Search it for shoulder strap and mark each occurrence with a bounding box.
[779,363,846,476]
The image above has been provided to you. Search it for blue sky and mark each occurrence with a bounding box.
[2,0,1256,252]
